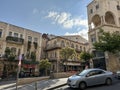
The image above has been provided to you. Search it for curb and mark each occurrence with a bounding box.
[47,83,67,90]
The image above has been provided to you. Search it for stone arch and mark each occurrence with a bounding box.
[105,11,115,25]
[91,14,101,27]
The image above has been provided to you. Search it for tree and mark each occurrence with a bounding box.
[80,51,93,68]
[93,29,120,71]
[31,51,36,61]
[80,52,93,62]
[60,47,76,71]
[39,59,51,76]
[93,29,120,53]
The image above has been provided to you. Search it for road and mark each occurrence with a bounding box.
[55,79,120,90]
[3,78,120,90]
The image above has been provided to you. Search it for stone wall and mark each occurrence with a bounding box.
[106,52,120,72]
[51,72,77,79]
[18,76,49,85]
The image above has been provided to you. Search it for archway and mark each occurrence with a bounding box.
[105,11,115,25]
[92,14,101,27]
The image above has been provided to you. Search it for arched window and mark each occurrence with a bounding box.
[66,42,69,47]
[105,12,115,25]
[54,41,57,46]
[71,43,74,48]
[92,14,101,27]
[76,45,78,49]
[61,40,65,47]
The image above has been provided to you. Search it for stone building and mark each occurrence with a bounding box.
[42,35,89,72]
[87,0,120,71]
[0,21,42,77]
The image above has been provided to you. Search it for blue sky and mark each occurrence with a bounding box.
[0,0,92,40]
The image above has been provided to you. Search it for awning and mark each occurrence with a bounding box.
[22,64,36,68]
[63,62,81,66]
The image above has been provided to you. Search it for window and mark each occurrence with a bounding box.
[0,44,2,49]
[61,40,65,47]
[54,41,57,46]
[91,35,96,43]
[80,46,82,51]
[96,4,99,10]
[34,37,38,42]
[0,29,2,38]
[90,9,93,14]
[8,31,12,36]
[14,33,18,37]
[117,5,120,10]
[76,45,78,49]
[66,42,69,47]
[20,34,23,38]
[28,36,32,42]
[119,18,120,25]
[91,37,96,43]
[95,70,105,75]
[71,43,74,48]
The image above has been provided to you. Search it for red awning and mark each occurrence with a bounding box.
[22,64,35,68]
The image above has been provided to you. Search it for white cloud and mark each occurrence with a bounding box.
[46,11,88,29]
[46,11,89,40]
[65,28,88,40]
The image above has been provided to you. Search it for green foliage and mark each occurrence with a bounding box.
[31,51,36,61]
[5,47,16,60]
[80,52,93,62]
[93,29,120,53]
[60,47,76,62]
[39,59,51,70]
[5,47,11,58]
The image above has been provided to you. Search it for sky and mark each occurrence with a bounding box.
[0,0,92,40]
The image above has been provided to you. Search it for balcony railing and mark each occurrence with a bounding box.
[75,48,82,53]
[45,44,62,51]
[6,36,24,44]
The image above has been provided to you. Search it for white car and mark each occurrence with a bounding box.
[67,68,114,90]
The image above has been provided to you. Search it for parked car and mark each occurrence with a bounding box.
[116,71,120,79]
[67,68,114,90]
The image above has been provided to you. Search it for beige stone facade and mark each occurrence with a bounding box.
[87,0,120,71]
[0,21,42,77]
[44,36,89,72]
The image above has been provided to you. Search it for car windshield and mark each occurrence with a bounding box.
[76,69,89,76]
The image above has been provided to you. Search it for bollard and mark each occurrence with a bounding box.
[35,81,37,90]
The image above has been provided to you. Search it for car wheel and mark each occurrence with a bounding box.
[79,82,86,90]
[106,78,112,85]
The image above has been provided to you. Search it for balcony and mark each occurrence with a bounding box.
[6,36,24,45]
[75,48,82,53]
[45,44,62,51]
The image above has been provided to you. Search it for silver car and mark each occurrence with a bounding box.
[116,71,120,79]
[67,68,113,90]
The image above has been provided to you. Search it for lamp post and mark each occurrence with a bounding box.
[16,55,22,90]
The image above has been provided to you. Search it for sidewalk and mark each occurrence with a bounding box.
[0,80,16,90]
[0,77,68,90]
